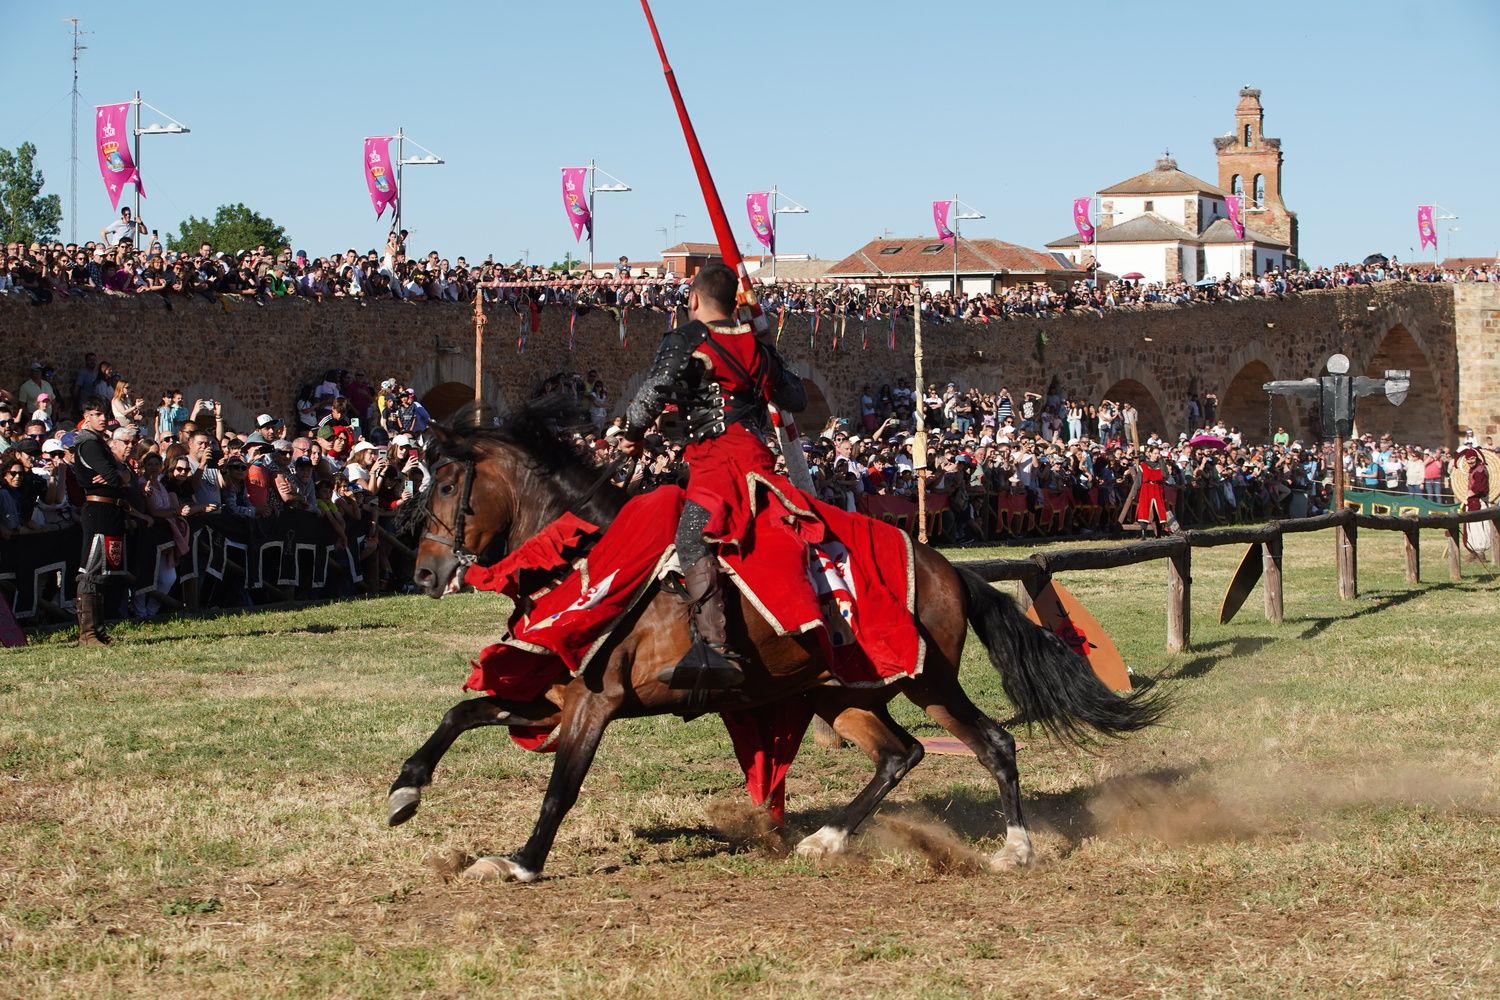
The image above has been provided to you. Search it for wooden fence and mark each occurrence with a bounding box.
[964,506,1500,653]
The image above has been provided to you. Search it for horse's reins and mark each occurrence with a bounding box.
[422,451,642,571]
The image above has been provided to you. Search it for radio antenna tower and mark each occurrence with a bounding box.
[65,17,90,244]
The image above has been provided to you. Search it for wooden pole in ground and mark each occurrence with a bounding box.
[1403,524,1421,584]
[1333,437,1357,599]
[473,286,487,406]
[1489,512,1500,565]
[1262,532,1284,623]
[1167,545,1191,652]
[1446,524,1463,581]
[912,289,929,545]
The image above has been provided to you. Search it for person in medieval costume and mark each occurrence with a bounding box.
[1118,443,1179,536]
[1452,447,1498,557]
[618,262,808,691]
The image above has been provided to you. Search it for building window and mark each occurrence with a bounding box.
[1243,124,1253,147]
[1231,175,1243,196]
[920,244,945,254]
[879,246,902,255]
[1253,174,1265,208]
[1144,200,1154,212]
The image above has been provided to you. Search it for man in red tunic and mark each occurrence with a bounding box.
[619,263,807,690]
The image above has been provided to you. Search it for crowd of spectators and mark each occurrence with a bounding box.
[5,213,1496,325]
[1,338,1490,623]
[0,355,441,616]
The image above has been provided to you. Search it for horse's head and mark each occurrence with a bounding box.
[412,426,515,598]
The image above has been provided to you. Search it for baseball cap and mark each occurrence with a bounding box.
[350,441,377,455]
[380,378,397,391]
[42,439,65,455]
[391,433,415,447]
[256,413,282,429]
[36,393,49,403]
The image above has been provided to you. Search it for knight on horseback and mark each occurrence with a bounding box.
[617,262,807,692]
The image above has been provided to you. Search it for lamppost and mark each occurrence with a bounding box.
[949,194,985,296]
[393,127,444,236]
[587,159,631,272]
[767,186,808,284]
[130,90,190,233]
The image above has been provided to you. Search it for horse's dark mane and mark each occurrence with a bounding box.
[428,393,628,526]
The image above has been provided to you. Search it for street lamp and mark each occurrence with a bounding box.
[587,159,631,272]
[949,194,985,295]
[767,186,809,284]
[130,90,190,233]
[391,127,444,235]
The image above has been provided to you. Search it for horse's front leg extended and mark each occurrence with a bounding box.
[465,684,617,883]
[388,694,560,827]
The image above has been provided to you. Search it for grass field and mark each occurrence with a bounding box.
[2,529,1498,998]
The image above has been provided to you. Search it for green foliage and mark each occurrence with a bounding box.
[161,896,221,917]
[0,142,63,245]
[166,202,288,255]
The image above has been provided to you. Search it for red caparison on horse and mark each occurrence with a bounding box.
[393,399,1164,883]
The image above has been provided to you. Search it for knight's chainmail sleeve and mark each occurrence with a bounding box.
[624,328,695,440]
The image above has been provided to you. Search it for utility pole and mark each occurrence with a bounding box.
[65,17,89,244]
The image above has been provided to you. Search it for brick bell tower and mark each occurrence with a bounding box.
[1214,87,1298,263]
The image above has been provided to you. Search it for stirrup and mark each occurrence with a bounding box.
[657,639,745,691]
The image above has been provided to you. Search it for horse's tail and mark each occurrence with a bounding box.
[956,564,1166,747]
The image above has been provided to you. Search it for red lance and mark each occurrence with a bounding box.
[639,0,814,492]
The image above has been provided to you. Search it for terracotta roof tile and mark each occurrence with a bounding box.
[827,237,1080,277]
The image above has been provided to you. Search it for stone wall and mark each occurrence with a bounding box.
[1454,284,1500,441]
[2,282,1469,446]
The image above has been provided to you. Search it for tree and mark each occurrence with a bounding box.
[167,202,289,255]
[0,142,63,245]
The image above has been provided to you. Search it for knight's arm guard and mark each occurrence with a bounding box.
[624,329,694,441]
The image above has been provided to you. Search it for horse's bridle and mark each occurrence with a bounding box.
[421,458,483,567]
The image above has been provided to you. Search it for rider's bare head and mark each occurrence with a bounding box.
[689,262,737,318]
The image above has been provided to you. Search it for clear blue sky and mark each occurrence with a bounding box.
[4,1,1496,267]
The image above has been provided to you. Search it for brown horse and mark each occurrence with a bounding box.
[392,400,1163,882]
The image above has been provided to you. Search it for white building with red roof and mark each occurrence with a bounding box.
[825,236,1081,294]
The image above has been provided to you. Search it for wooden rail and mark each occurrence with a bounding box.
[965,506,1500,652]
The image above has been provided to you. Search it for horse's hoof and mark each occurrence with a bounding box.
[794,825,849,860]
[387,786,421,827]
[464,856,537,883]
[988,827,1034,871]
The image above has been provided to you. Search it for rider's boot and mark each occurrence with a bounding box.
[657,555,746,691]
[76,592,111,646]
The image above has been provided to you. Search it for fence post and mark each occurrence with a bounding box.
[1336,517,1358,600]
[1403,525,1421,584]
[1446,524,1462,581]
[1167,544,1190,652]
[1262,533,1283,623]
[1490,513,1500,566]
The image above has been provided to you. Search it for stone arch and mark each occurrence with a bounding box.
[1218,359,1295,443]
[1090,362,1172,438]
[1099,379,1166,440]
[1355,323,1444,445]
[420,382,478,422]
[787,362,837,436]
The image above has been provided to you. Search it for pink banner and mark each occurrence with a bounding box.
[362,137,398,219]
[562,167,592,243]
[746,192,774,253]
[95,102,144,211]
[1226,194,1245,239]
[1072,197,1095,244]
[1417,205,1436,250]
[933,200,954,244]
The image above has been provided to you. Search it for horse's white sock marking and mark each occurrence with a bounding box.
[464,856,536,883]
[795,825,850,859]
[989,824,1034,871]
